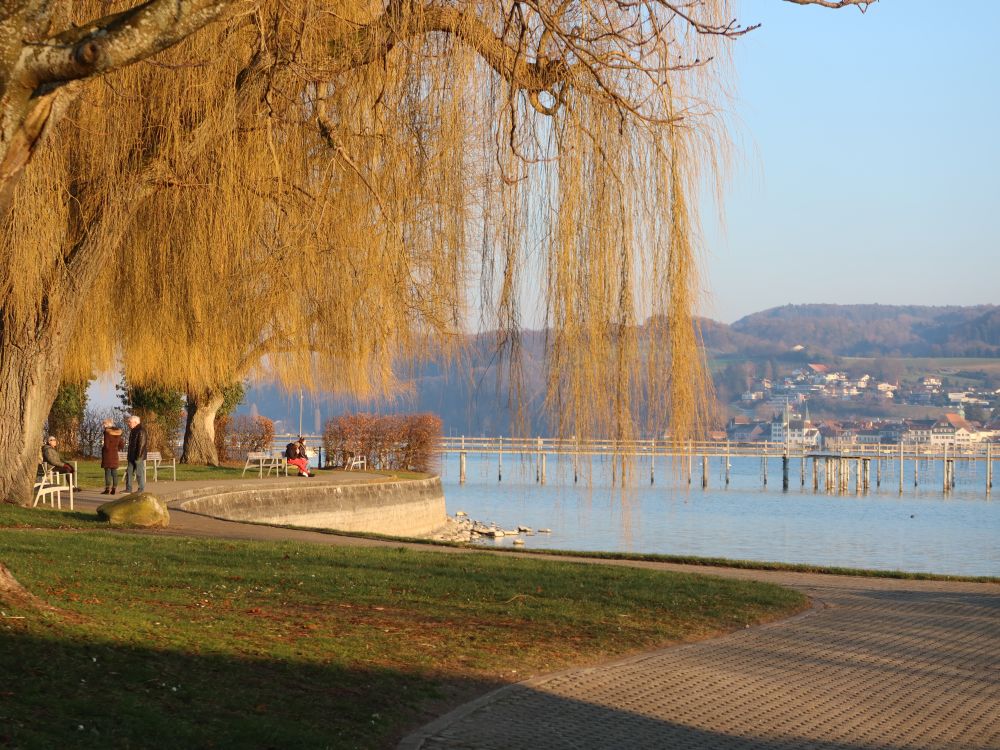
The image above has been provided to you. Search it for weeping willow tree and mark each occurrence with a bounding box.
[0,0,876,502]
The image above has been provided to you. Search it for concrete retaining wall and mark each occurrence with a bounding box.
[176,476,446,537]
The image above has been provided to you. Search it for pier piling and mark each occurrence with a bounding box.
[650,440,655,485]
[987,443,993,494]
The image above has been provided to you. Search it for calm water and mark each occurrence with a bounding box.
[438,452,999,577]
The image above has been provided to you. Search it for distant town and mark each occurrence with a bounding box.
[723,362,999,449]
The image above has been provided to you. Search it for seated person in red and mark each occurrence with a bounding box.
[41,436,81,490]
[285,437,312,477]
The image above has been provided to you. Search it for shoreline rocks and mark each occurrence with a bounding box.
[427,512,551,545]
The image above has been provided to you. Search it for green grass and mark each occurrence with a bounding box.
[67,459,421,490]
[0,521,805,748]
[7,505,991,583]
[71,459,247,489]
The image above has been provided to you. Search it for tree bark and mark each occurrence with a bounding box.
[0,0,235,218]
[0,267,95,505]
[0,561,59,612]
[181,388,225,465]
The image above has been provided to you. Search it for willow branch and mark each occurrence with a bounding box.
[0,0,235,219]
[23,0,236,89]
[782,0,876,9]
[333,5,570,94]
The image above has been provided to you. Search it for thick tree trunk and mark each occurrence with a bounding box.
[0,327,72,505]
[181,388,225,465]
[0,561,58,612]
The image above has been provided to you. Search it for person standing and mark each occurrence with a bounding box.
[285,436,312,477]
[125,415,148,493]
[100,419,126,495]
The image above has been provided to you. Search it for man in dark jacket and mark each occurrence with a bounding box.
[125,415,149,493]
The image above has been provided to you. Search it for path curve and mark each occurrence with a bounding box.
[401,570,999,749]
[71,484,999,749]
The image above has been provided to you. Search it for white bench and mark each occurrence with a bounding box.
[145,451,176,481]
[116,451,175,481]
[33,465,73,510]
[345,454,367,471]
[242,451,288,478]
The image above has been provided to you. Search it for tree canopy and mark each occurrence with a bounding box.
[0,0,876,501]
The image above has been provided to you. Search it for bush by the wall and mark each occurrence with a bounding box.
[323,413,441,472]
[225,415,275,456]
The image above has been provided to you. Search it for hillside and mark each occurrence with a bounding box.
[239,304,999,434]
[728,304,1000,357]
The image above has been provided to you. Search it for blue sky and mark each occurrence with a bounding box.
[700,0,999,322]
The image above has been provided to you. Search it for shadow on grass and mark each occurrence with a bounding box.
[3,626,938,750]
[0,628,496,749]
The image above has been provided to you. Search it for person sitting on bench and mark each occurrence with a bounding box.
[42,436,80,491]
[285,437,312,477]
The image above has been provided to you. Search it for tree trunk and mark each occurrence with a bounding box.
[0,561,59,612]
[181,388,225,465]
[0,326,72,505]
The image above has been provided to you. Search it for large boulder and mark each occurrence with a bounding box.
[97,492,170,528]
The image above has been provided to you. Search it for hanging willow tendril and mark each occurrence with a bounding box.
[3,0,742,470]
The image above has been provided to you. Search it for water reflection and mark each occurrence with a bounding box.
[440,453,999,577]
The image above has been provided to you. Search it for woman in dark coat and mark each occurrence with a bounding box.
[101,419,126,495]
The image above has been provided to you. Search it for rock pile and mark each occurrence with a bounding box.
[428,512,553,545]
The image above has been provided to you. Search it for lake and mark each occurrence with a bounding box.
[438,452,999,577]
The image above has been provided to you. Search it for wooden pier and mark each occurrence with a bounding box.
[439,437,995,496]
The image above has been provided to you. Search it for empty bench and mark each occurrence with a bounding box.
[242,451,288,478]
[116,451,176,481]
[146,451,176,481]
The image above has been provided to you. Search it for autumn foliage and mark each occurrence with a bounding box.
[323,414,442,473]
[217,415,275,462]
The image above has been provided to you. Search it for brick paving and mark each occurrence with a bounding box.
[402,572,999,750]
[71,483,999,749]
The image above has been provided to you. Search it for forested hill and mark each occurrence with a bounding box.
[242,304,999,434]
[706,304,1000,358]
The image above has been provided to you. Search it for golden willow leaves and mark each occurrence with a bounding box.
[4,0,736,443]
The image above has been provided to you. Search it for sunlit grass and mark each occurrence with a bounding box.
[0,523,805,748]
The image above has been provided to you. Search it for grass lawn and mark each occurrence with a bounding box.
[0,507,806,749]
[68,459,413,490]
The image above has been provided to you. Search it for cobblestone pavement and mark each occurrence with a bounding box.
[401,572,999,750]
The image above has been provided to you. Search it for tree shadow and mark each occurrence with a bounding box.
[0,628,498,749]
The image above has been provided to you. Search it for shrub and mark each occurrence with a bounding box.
[78,407,125,458]
[211,385,248,463]
[46,381,88,455]
[226,415,275,455]
[323,413,441,472]
[119,379,185,458]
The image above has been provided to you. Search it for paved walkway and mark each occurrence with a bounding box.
[402,571,999,750]
[72,482,999,750]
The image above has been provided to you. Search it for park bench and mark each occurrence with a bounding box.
[145,451,176,481]
[33,464,73,510]
[345,453,367,471]
[116,451,176,482]
[242,451,288,478]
